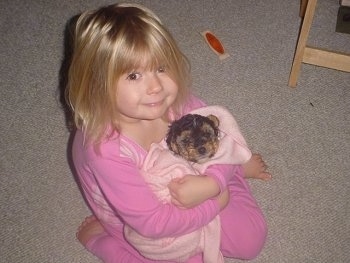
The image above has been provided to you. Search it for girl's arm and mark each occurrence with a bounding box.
[93,157,220,238]
[82,141,222,239]
[167,164,237,208]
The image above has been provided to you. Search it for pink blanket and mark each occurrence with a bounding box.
[124,106,252,262]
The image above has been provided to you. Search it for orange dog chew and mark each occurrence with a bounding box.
[201,30,229,60]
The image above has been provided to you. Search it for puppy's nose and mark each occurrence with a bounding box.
[198,147,206,155]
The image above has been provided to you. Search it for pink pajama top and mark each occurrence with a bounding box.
[71,95,236,239]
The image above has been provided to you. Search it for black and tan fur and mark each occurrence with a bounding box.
[166,114,220,163]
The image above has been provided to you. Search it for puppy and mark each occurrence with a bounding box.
[166,114,220,163]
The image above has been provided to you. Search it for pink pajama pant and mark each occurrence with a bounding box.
[84,167,267,262]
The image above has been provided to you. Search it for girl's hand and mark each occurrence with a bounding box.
[168,175,220,208]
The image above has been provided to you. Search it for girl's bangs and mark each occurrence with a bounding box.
[118,37,171,74]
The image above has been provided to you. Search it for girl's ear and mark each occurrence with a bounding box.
[207,114,220,128]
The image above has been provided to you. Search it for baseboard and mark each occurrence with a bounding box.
[340,0,350,7]
[336,6,350,34]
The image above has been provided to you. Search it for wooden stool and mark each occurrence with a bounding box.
[288,0,350,88]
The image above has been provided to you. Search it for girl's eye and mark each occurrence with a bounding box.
[157,66,166,73]
[127,72,141,81]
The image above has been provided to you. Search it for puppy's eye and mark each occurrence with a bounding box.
[181,138,191,145]
[203,132,212,138]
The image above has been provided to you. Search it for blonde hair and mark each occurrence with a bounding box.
[66,3,191,143]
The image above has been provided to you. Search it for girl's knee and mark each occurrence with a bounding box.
[221,215,268,260]
[239,229,267,259]
[243,215,267,259]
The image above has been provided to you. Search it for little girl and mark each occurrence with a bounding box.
[66,3,271,263]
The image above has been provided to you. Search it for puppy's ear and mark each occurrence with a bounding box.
[207,115,220,128]
[169,142,180,155]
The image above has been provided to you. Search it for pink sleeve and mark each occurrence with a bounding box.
[205,164,241,193]
[85,140,220,239]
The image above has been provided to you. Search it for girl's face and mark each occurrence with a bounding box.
[115,64,178,123]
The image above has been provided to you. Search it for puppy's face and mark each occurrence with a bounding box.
[166,114,220,163]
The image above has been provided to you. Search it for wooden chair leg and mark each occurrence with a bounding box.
[300,0,309,17]
[288,0,318,88]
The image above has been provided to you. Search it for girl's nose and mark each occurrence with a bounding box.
[147,74,163,94]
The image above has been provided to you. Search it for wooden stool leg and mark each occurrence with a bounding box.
[288,0,318,87]
[300,0,308,17]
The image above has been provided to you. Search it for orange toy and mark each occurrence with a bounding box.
[201,30,230,60]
